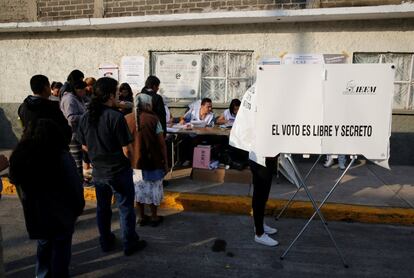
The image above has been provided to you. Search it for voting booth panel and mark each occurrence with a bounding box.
[253,64,394,161]
[322,64,394,160]
[230,63,395,267]
[254,65,324,156]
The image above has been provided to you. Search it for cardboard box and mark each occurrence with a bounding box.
[224,168,252,184]
[192,168,225,183]
[192,168,252,184]
[192,145,211,169]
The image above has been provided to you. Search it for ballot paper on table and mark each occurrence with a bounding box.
[167,127,180,133]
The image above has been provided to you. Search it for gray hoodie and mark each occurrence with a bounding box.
[60,91,85,140]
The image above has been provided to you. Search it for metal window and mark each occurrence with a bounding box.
[353,52,414,110]
[151,50,253,104]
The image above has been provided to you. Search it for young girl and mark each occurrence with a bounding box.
[125,93,168,227]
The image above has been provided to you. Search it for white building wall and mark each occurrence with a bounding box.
[0,19,413,103]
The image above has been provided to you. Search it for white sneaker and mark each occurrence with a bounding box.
[263,223,278,235]
[323,156,334,168]
[254,233,279,247]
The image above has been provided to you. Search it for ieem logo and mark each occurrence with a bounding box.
[343,80,377,95]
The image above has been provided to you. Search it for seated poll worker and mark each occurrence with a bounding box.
[214,98,248,169]
[216,98,241,126]
[179,98,215,127]
[177,98,216,166]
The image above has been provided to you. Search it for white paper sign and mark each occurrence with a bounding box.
[252,64,394,161]
[98,63,119,81]
[155,54,201,98]
[283,53,324,64]
[120,56,145,93]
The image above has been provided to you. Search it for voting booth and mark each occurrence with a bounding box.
[230,63,395,266]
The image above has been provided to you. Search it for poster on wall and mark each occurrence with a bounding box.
[154,54,201,98]
[283,53,324,64]
[283,53,348,65]
[252,64,395,162]
[98,63,119,81]
[120,56,145,93]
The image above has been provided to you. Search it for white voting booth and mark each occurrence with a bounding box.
[230,63,395,266]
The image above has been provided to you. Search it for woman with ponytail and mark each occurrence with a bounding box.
[77,77,146,256]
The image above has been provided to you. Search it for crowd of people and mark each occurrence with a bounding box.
[4,69,283,277]
[6,71,168,277]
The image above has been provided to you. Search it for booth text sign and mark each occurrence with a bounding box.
[253,64,394,160]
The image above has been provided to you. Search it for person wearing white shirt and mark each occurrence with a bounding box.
[180,98,215,127]
[216,99,241,126]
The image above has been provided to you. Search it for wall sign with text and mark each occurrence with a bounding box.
[154,54,201,98]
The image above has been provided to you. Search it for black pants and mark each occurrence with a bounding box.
[249,157,277,235]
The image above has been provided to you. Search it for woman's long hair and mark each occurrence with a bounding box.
[229,98,241,117]
[88,77,118,126]
[119,83,133,102]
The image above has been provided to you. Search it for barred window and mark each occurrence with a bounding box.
[353,53,414,110]
[151,51,253,104]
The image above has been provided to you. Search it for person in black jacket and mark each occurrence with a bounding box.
[9,118,85,278]
[18,75,72,146]
[141,76,167,134]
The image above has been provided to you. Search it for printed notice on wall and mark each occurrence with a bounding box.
[98,63,119,81]
[252,64,395,161]
[283,53,324,64]
[120,56,145,93]
[154,54,201,98]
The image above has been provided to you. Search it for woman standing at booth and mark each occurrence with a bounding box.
[250,157,279,247]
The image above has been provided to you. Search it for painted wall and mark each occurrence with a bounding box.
[1,19,413,103]
[0,18,413,162]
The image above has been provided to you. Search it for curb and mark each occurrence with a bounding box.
[2,177,414,226]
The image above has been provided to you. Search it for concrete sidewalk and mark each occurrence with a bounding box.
[166,160,414,209]
[1,152,414,225]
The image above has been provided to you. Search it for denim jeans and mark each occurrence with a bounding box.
[36,232,73,278]
[94,167,139,250]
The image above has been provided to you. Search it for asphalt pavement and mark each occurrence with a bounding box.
[1,196,414,278]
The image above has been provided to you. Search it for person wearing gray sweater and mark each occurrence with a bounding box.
[60,80,87,180]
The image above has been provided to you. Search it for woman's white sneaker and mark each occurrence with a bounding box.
[254,233,279,247]
[263,223,278,235]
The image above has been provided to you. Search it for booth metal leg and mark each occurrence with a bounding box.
[280,155,356,267]
[169,134,181,174]
[170,137,175,174]
[275,155,322,220]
